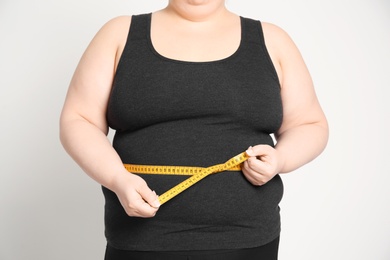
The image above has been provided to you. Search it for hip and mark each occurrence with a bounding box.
[102,173,283,251]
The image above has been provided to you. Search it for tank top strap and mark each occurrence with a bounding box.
[128,13,151,41]
[241,17,267,47]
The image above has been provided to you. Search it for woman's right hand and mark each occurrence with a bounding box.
[111,172,160,218]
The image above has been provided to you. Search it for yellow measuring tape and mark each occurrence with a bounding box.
[124,152,249,205]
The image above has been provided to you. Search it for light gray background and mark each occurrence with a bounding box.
[1,0,389,259]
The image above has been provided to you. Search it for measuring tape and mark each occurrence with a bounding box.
[124,152,249,205]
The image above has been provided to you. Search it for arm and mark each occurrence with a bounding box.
[242,22,329,185]
[59,16,160,216]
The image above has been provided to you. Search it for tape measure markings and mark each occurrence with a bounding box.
[124,152,249,205]
[124,164,243,175]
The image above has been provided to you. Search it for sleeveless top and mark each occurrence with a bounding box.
[105,13,284,251]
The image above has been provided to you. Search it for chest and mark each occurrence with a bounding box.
[108,49,282,135]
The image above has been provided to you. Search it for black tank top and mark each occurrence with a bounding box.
[105,13,283,251]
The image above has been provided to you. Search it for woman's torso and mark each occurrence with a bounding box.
[105,13,283,251]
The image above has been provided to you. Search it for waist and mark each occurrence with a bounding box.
[113,126,274,167]
[102,173,283,250]
[124,152,249,204]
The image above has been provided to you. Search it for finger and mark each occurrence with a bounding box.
[130,196,159,218]
[138,186,161,209]
[242,161,267,186]
[246,145,270,157]
[246,156,269,174]
[246,145,276,172]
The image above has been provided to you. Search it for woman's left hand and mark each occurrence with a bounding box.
[242,145,285,186]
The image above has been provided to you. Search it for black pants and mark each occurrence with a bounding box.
[104,237,279,260]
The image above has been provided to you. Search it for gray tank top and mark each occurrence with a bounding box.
[105,13,283,251]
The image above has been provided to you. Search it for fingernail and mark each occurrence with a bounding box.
[152,199,161,208]
[152,191,161,208]
[246,146,253,155]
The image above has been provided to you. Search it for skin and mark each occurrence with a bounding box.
[60,0,328,218]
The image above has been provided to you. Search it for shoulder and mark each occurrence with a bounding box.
[83,16,132,65]
[259,21,305,68]
[254,21,310,88]
[260,22,298,54]
[103,15,132,29]
[260,22,288,38]
[93,15,132,43]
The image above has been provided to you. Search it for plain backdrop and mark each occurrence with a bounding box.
[1,0,389,259]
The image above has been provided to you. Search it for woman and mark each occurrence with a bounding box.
[60,0,328,259]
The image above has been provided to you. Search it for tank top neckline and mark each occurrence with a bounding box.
[145,13,245,65]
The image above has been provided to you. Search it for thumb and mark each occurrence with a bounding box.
[246,145,269,157]
[139,187,161,208]
[246,146,255,156]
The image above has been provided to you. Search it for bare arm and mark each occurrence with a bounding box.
[271,22,329,173]
[59,16,160,216]
[242,22,329,185]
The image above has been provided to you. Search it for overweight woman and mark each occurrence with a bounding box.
[60,1,328,259]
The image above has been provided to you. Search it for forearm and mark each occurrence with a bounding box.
[275,122,328,173]
[60,119,126,190]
